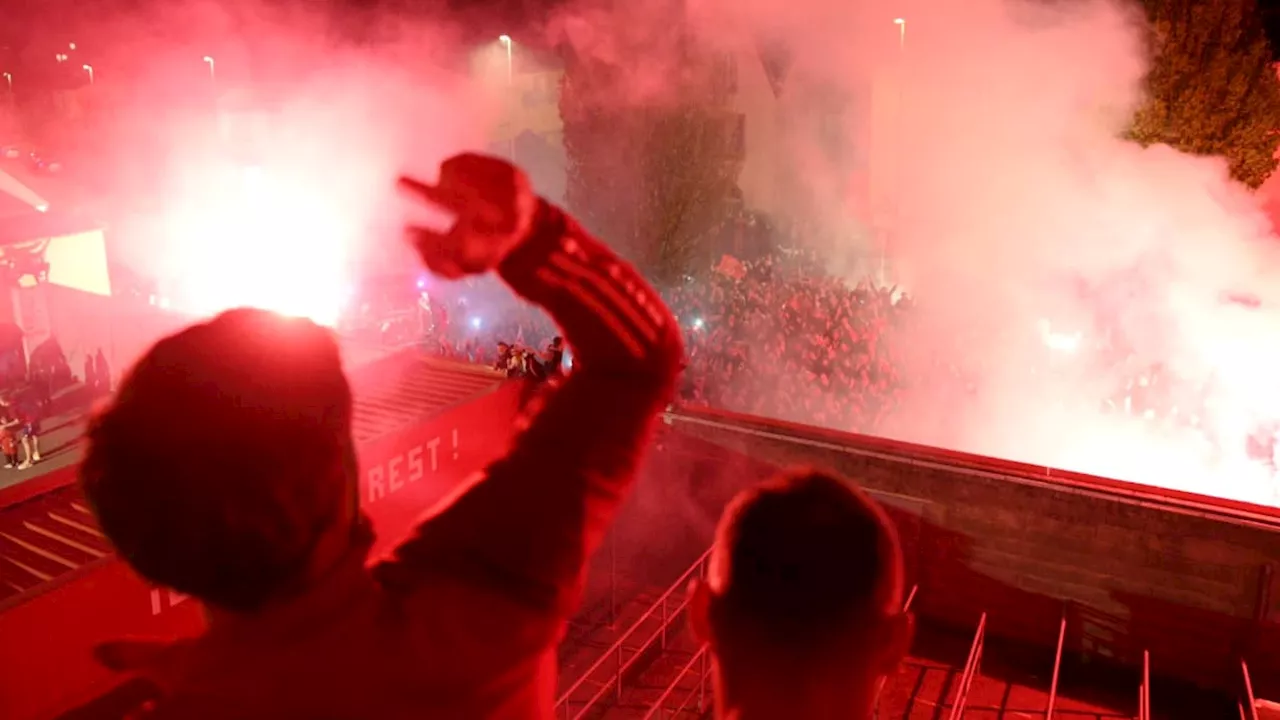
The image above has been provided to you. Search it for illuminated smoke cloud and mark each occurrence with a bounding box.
[680,0,1280,504]
[78,0,493,326]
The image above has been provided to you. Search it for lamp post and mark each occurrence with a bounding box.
[498,35,516,161]
[2,73,10,92]
[203,56,216,82]
[498,35,513,84]
[82,64,94,85]
[883,18,906,286]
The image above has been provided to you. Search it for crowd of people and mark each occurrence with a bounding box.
[668,256,910,433]
[0,341,109,471]
[424,249,914,435]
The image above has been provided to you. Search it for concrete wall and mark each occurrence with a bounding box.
[665,406,1280,696]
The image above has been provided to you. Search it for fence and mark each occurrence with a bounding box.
[946,612,988,720]
[554,547,713,720]
[1240,659,1259,720]
[1138,650,1151,720]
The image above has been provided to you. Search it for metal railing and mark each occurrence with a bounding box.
[640,643,712,720]
[555,547,713,720]
[946,612,988,720]
[1239,659,1259,720]
[872,584,920,719]
[1045,609,1067,720]
[1137,650,1151,720]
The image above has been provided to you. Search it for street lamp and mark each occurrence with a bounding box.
[884,17,907,286]
[203,55,215,82]
[69,42,76,50]
[55,54,67,63]
[82,64,94,85]
[498,35,513,84]
[498,35,515,160]
[2,73,10,92]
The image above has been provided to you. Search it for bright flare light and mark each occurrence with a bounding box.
[1038,319,1081,353]
[160,163,353,327]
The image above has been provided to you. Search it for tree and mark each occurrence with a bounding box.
[1129,0,1280,188]
[635,104,743,283]
[560,44,743,283]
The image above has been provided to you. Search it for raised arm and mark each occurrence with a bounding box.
[377,155,682,660]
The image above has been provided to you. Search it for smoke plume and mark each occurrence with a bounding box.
[556,0,1280,505]
[57,0,495,325]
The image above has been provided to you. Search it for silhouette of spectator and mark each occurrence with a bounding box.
[689,469,913,720]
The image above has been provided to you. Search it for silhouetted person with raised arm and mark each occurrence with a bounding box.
[688,469,913,720]
[82,154,683,718]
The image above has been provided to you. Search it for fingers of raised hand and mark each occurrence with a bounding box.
[406,227,465,280]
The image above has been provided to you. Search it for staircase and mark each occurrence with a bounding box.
[553,549,712,720]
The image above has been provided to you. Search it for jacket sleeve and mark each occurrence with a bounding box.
[376,200,684,650]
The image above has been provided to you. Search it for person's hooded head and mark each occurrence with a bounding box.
[80,308,360,613]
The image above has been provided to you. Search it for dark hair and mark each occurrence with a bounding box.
[714,468,902,657]
[80,309,354,612]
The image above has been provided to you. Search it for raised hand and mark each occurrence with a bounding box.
[398,153,539,279]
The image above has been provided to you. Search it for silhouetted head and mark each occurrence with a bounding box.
[690,468,912,720]
[80,308,359,613]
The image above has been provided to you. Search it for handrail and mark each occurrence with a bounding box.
[1046,611,1067,720]
[1138,650,1151,720]
[947,612,987,720]
[1239,659,1259,720]
[903,583,919,613]
[641,644,712,720]
[872,584,920,719]
[555,546,713,719]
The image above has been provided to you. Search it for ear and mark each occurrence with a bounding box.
[875,610,915,675]
[688,578,714,647]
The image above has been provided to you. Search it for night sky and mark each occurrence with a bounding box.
[5,0,1280,61]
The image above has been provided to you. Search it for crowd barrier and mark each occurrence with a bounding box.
[0,364,523,720]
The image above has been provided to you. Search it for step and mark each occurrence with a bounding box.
[880,659,959,720]
[559,587,663,695]
[598,628,706,720]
